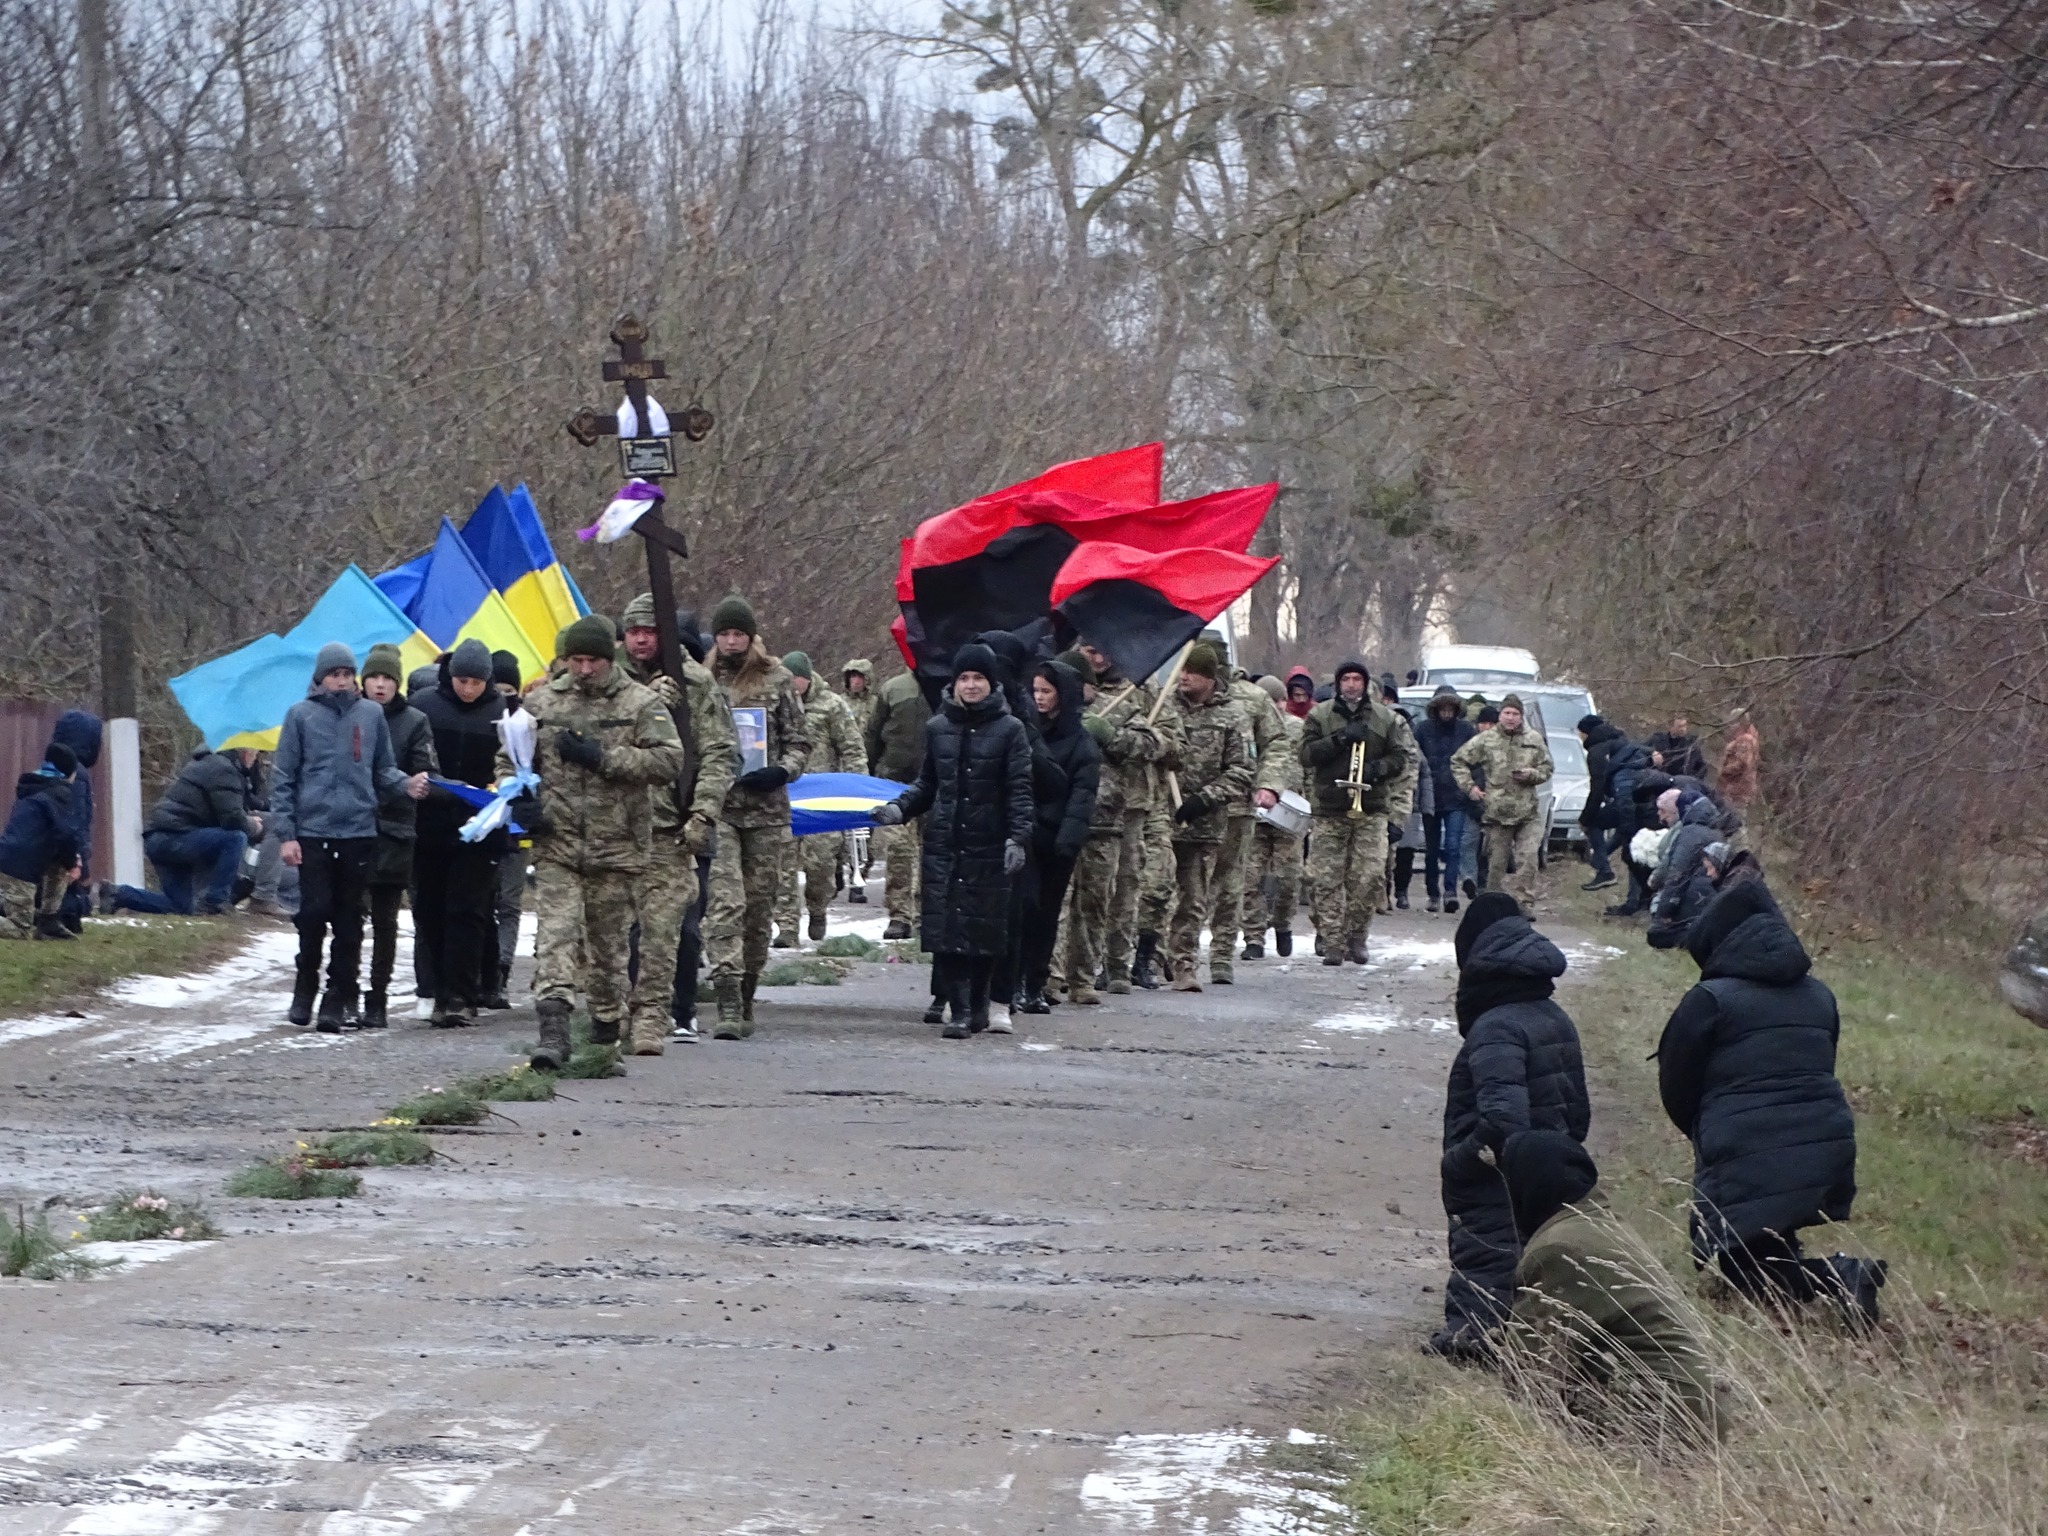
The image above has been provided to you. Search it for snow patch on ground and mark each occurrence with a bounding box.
[1312,1010,1454,1035]
[92,1021,277,1062]
[0,1011,100,1048]
[103,930,302,1010]
[1363,936,1457,970]
[1079,1430,1345,1531]
[72,1240,213,1268]
[161,1400,375,1465]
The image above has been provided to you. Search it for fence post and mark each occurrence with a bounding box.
[108,718,144,889]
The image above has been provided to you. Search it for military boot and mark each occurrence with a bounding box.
[922,997,945,1025]
[1322,935,1343,966]
[1274,928,1292,957]
[361,991,388,1030]
[808,913,827,941]
[713,977,746,1040]
[740,973,759,1035]
[589,1017,622,1047]
[883,918,912,941]
[288,973,318,1028]
[531,998,573,1071]
[1241,940,1264,960]
[1131,932,1163,990]
[480,964,512,1010]
[1346,932,1370,966]
[1067,979,1100,1005]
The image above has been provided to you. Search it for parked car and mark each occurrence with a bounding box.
[1417,643,1540,692]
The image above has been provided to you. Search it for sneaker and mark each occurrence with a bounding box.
[985,1005,1014,1034]
[1444,897,1460,914]
[1394,894,1409,910]
[672,1018,700,1042]
[412,995,435,1021]
[246,897,293,920]
[1581,873,1618,892]
[941,1020,970,1040]
[1426,896,1440,913]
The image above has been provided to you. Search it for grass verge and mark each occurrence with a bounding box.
[0,918,234,1012]
[225,1158,362,1200]
[81,1190,222,1242]
[1312,873,2048,1533]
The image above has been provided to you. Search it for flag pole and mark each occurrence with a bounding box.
[1146,642,1193,725]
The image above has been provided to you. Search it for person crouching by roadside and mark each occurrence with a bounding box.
[103,746,263,919]
[0,744,83,940]
[871,643,1032,1039]
[272,643,430,1031]
[1427,893,1590,1362]
[358,644,439,1030]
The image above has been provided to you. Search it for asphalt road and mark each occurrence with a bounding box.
[0,891,1610,1534]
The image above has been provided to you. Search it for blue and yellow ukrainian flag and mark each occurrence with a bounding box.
[788,772,905,837]
[388,519,547,685]
[460,484,588,661]
[167,566,439,750]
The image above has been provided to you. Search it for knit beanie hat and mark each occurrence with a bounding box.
[1333,657,1370,687]
[408,665,439,696]
[1053,647,1096,686]
[43,743,77,777]
[558,615,617,661]
[1576,713,1604,734]
[450,638,494,681]
[1501,1130,1600,1242]
[1454,891,1523,969]
[620,592,658,631]
[1501,692,1525,712]
[1476,705,1500,725]
[312,641,356,682]
[1199,628,1231,665]
[1256,674,1285,703]
[950,642,999,683]
[361,644,405,684]
[710,593,757,638]
[783,651,813,681]
[1183,643,1221,681]
[491,650,522,690]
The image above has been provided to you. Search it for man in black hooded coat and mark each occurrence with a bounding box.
[1656,879,1876,1317]
[1428,892,1591,1360]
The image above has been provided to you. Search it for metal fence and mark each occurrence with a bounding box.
[0,701,114,880]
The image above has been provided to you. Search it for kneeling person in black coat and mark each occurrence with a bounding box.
[1428,892,1592,1361]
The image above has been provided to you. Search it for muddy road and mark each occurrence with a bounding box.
[0,901,1611,1533]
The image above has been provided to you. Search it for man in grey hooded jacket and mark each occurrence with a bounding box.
[271,642,428,1030]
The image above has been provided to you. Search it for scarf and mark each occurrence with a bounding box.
[1454,969,1556,1034]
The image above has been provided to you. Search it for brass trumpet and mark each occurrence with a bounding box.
[1340,737,1371,819]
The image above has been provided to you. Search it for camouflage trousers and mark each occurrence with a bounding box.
[1206,814,1257,980]
[1102,806,1149,983]
[773,831,838,939]
[707,820,787,982]
[876,818,920,923]
[629,840,696,1050]
[533,860,638,1028]
[1165,838,1221,984]
[0,868,63,937]
[1062,833,1122,994]
[1307,816,1386,947]
[1480,818,1544,913]
[1243,822,1304,939]
[1137,800,1176,936]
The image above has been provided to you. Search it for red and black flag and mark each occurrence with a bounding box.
[1051,543,1279,684]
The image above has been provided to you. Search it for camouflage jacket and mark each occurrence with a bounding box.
[513,664,686,873]
[623,652,740,837]
[1385,709,1420,826]
[838,659,877,741]
[1227,675,1293,816]
[1264,713,1305,798]
[803,686,867,774]
[864,670,931,784]
[1300,695,1410,819]
[1451,724,1554,826]
[1166,688,1254,844]
[1082,678,1166,833]
[712,639,811,830]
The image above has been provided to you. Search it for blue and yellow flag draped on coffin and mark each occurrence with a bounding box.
[461,484,588,658]
[167,567,440,751]
[788,772,904,837]
[380,519,547,686]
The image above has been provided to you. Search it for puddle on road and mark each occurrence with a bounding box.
[1078,1429,1344,1531]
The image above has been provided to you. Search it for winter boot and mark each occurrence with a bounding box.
[362,991,388,1030]
[849,885,867,903]
[588,1017,622,1047]
[288,974,317,1028]
[32,914,75,941]
[1210,961,1234,985]
[808,913,827,941]
[771,931,795,949]
[741,973,759,1030]
[531,998,573,1071]
[922,996,946,1025]
[1426,895,1440,913]
[1018,988,1051,1016]
[984,1001,1013,1033]
[1346,932,1370,966]
[341,992,362,1029]
[884,919,912,941]
[1105,973,1132,995]
[1131,932,1163,990]
[1274,928,1292,957]
[1169,959,1202,993]
[1810,1255,1888,1331]
[1068,979,1100,1005]
[1314,933,1327,957]
[1241,940,1264,960]
[1443,896,1460,914]
[1395,892,1410,910]
[480,964,512,1010]
[315,989,346,1034]
[713,977,746,1040]
[1322,938,1343,967]
[940,977,972,1039]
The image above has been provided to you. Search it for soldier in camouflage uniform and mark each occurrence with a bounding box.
[1379,695,1421,915]
[514,615,686,1070]
[1299,659,1409,966]
[1163,644,1254,991]
[864,666,930,941]
[1074,643,1178,993]
[705,594,811,1036]
[1059,648,1163,1003]
[1450,692,1554,912]
[774,651,866,945]
[1241,674,1305,958]
[620,593,738,1052]
[838,659,878,899]
[1201,636,1291,984]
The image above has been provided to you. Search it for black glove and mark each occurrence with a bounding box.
[1340,718,1373,745]
[1054,834,1085,863]
[737,765,790,793]
[1003,840,1027,876]
[1387,821,1403,845]
[555,729,605,772]
[510,793,549,838]
[870,801,905,826]
[1172,795,1209,824]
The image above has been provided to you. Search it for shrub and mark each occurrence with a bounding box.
[385,1083,489,1126]
[302,1131,435,1168]
[81,1190,222,1242]
[225,1158,362,1200]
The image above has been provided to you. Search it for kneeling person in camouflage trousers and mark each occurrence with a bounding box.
[515,616,686,1070]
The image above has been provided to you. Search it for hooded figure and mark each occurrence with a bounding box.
[1413,685,1478,913]
[1657,881,1873,1319]
[0,748,79,937]
[409,638,508,1025]
[1429,893,1590,1359]
[49,710,102,889]
[1017,658,1100,1011]
[875,642,1034,1036]
[974,627,1067,1022]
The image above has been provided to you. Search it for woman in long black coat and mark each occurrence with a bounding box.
[1429,892,1591,1361]
[411,639,508,1027]
[875,643,1033,1038]
[1657,879,1873,1316]
[1018,658,1099,1013]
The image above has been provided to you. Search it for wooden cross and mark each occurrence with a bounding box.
[564,314,714,689]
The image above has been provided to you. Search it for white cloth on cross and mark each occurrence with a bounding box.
[616,394,670,439]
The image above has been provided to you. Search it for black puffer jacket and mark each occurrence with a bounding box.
[1651,795,1722,917]
[147,749,252,836]
[1031,661,1100,861]
[1442,918,1590,1185]
[413,663,504,846]
[894,690,1034,956]
[371,694,439,844]
[1657,882,1856,1259]
[1413,692,1476,811]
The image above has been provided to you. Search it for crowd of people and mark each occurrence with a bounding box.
[1,603,1884,1438]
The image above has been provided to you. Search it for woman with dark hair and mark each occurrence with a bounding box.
[872,644,1033,1038]
[411,639,508,1027]
[1017,657,1099,1014]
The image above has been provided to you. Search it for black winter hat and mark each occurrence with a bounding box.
[1576,713,1604,734]
[450,638,494,681]
[1501,1129,1600,1242]
[43,742,77,777]
[675,610,706,664]
[951,642,999,684]
[1476,705,1500,725]
[1684,876,1782,969]
[491,650,522,690]
[1454,891,1523,969]
[1333,658,1370,686]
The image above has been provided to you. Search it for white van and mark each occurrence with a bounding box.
[1418,644,1541,691]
